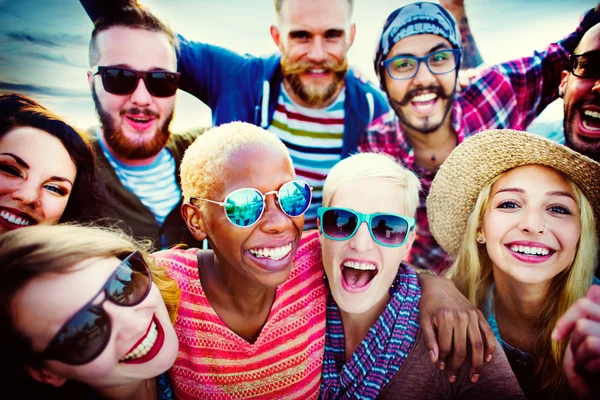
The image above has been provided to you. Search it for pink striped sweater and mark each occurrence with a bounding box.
[153,230,326,399]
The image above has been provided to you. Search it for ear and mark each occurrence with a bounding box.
[26,366,67,388]
[181,203,208,241]
[558,70,569,98]
[270,25,283,51]
[87,70,94,89]
[476,230,486,244]
[348,23,356,47]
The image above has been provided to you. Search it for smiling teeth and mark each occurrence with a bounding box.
[249,243,292,260]
[343,261,376,271]
[584,110,600,119]
[130,117,150,122]
[412,93,437,102]
[309,68,326,73]
[509,245,550,256]
[0,211,31,226]
[120,321,158,361]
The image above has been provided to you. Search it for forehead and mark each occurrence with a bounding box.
[331,178,407,215]
[386,33,452,58]
[93,26,176,70]
[492,165,573,194]
[219,143,294,194]
[279,0,351,32]
[576,24,600,53]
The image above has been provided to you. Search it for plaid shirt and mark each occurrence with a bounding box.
[360,9,599,274]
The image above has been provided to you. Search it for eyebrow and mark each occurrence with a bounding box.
[105,64,173,72]
[0,152,29,168]
[392,42,451,58]
[0,152,73,186]
[494,187,576,201]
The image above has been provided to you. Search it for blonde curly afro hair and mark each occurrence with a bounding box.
[180,122,293,209]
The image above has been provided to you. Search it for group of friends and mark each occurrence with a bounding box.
[1,0,600,399]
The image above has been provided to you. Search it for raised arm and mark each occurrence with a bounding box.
[439,0,484,70]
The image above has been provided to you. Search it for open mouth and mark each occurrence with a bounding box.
[579,109,600,137]
[248,243,292,261]
[340,260,378,292]
[0,208,35,229]
[410,92,438,113]
[506,244,555,263]
[125,115,155,131]
[120,315,165,364]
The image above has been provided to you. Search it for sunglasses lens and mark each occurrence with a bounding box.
[279,180,312,217]
[101,68,138,95]
[146,72,180,97]
[224,188,265,227]
[50,306,111,365]
[573,52,600,79]
[321,208,358,239]
[370,214,410,246]
[107,252,152,306]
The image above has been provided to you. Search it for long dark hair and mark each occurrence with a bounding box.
[0,92,101,223]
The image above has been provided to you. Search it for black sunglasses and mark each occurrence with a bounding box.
[37,251,152,365]
[569,50,600,80]
[93,66,180,97]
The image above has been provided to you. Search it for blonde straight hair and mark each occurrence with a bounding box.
[447,170,598,392]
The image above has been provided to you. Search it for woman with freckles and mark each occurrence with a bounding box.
[427,129,600,399]
[0,92,99,234]
[152,122,500,399]
[317,152,523,399]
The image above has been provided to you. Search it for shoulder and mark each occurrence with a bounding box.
[152,247,198,274]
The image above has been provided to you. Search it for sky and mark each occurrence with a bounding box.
[0,0,597,133]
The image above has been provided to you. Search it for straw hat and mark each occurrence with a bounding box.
[427,129,600,257]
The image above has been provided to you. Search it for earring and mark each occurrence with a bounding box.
[476,233,486,244]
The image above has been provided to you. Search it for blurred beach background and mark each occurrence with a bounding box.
[0,0,596,133]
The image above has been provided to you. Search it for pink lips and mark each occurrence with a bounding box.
[578,107,600,139]
[125,114,156,131]
[339,258,378,293]
[505,241,555,264]
[0,206,36,231]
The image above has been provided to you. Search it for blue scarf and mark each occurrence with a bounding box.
[320,264,421,399]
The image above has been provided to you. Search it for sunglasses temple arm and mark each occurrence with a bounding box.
[192,198,226,207]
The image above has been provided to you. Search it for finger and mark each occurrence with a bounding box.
[552,297,600,341]
[570,319,600,358]
[573,327,600,368]
[479,313,496,363]
[420,314,440,363]
[447,312,469,382]
[585,285,600,303]
[436,311,455,371]
[466,311,485,383]
[583,355,600,374]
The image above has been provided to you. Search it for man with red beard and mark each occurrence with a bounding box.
[559,23,600,163]
[81,0,391,230]
[361,2,600,274]
[87,5,203,249]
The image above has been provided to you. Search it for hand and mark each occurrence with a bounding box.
[552,285,600,399]
[455,68,477,92]
[438,0,465,9]
[352,67,372,85]
[417,273,496,383]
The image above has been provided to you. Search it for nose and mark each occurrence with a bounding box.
[12,179,41,208]
[411,59,436,86]
[348,222,375,252]
[260,193,294,233]
[592,78,600,93]
[307,36,327,63]
[518,208,546,234]
[130,77,152,106]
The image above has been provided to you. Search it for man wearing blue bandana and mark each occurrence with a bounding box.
[361,1,600,275]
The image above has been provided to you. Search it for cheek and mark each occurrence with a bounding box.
[556,222,582,256]
[157,97,176,118]
[41,195,71,223]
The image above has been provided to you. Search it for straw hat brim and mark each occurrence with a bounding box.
[427,129,600,257]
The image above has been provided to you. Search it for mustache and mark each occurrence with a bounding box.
[396,85,449,106]
[119,107,159,118]
[281,58,349,76]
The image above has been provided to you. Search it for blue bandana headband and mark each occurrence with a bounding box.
[374,2,462,86]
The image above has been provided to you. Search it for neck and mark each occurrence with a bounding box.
[401,118,456,170]
[95,379,156,400]
[99,130,159,166]
[339,293,390,362]
[493,269,549,351]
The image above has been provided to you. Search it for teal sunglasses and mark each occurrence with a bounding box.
[317,207,415,247]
